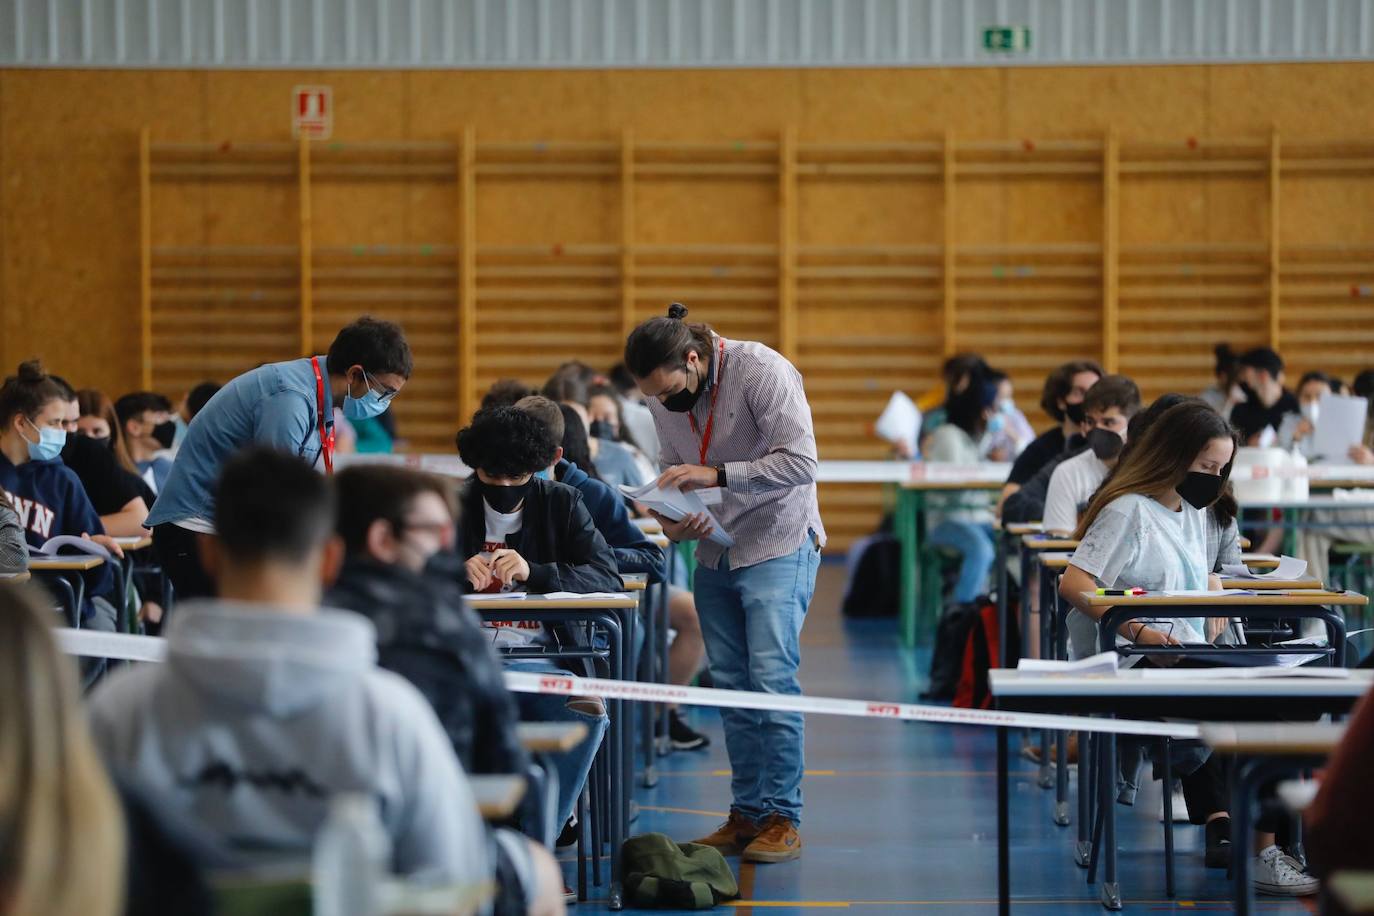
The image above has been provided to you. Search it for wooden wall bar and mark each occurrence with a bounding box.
[4,64,1374,548]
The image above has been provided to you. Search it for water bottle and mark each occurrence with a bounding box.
[312,793,390,916]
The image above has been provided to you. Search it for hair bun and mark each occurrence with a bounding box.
[666,302,689,321]
[16,360,46,383]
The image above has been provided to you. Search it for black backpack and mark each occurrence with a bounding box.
[841,514,900,618]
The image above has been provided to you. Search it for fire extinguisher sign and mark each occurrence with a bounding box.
[292,85,332,140]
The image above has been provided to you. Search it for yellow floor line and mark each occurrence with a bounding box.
[639,804,731,818]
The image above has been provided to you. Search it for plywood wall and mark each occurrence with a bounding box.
[3,63,1374,548]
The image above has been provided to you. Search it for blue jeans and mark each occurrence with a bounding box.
[504,659,609,828]
[694,538,820,827]
[927,520,996,604]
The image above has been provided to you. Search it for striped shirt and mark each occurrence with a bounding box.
[646,335,825,571]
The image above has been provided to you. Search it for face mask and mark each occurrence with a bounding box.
[23,419,66,462]
[152,420,177,450]
[343,369,389,421]
[998,400,1016,416]
[1300,401,1320,424]
[986,413,1006,435]
[661,364,705,413]
[1086,427,1124,461]
[1064,402,1086,425]
[588,419,616,440]
[1176,471,1225,510]
[89,435,112,449]
[480,479,532,514]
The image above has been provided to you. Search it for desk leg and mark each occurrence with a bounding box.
[1053,589,1070,825]
[896,488,919,648]
[640,587,657,789]
[1037,566,1053,790]
[1075,731,1092,866]
[997,723,1011,916]
[1102,729,1122,910]
[995,531,1010,668]
[658,546,677,758]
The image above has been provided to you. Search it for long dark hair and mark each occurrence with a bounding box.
[624,303,714,379]
[1075,399,1238,540]
[944,367,995,440]
[558,404,601,481]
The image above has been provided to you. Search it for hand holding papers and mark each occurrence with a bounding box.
[621,481,735,548]
[1311,394,1370,462]
[874,391,921,458]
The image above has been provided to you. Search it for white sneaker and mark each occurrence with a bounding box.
[1252,844,1318,896]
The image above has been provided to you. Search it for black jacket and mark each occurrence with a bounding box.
[1001,437,1088,524]
[458,477,623,595]
[557,459,665,581]
[326,557,530,777]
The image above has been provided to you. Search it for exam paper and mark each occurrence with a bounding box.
[620,481,735,548]
[1155,589,1257,598]
[874,391,921,457]
[1312,394,1370,462]
[1220,555,1309,581]
[1016,651,1119,677]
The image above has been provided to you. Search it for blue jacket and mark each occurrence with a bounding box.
[556,459,666,582]
[148,356,333,527]
[0,453,114,614]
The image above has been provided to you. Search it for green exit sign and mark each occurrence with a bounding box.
[983,26,1032,52]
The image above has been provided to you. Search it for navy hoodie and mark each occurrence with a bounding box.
[556,459,666,582]
[0,452,114,615]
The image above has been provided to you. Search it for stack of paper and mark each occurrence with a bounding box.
[1016,651,1119,677]
[1220,555,1309,581]
[1312,393,1370,462]
[620,481,734,547]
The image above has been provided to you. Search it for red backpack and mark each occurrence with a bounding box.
[953,599,1021,709]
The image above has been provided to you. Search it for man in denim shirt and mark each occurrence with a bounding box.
[148,316,412,599]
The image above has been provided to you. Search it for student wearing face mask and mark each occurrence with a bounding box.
[587,382,657,484]
[146,316,412,601]
[454,405,618,837]
[981,370,1035,459]
[997,360,1103,515]
[1289,370,1333,459]
[1041,376,1141,536]
[46,380,152,539]
[625,303,823,864]
[114,392,178,495]
[0,362,124,682]
[1230,347,1301,447]
[1199,343,1245,420]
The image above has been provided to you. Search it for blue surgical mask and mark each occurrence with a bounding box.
[24,419,66,462]
[343,369,389,421]
[986,413,1006,435]
[999,400,1016,416]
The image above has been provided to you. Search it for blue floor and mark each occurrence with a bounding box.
[566,564,1313,914]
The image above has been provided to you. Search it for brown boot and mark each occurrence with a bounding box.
[691,811,761,856]
[741,814,802,864]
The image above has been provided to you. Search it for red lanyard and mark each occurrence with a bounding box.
[689,338,727,466]
[311,357,335,475]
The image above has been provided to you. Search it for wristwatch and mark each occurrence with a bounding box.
[715,465,727,488]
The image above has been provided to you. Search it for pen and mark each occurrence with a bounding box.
[1096,588,1145,596]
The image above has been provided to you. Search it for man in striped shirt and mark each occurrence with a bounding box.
[625,303,824,865]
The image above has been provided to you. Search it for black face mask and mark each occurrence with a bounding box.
[1065,432,1087,453]
[1087,427,1124,461]
[661,363,705,414]
[480,479,533,514]
[152,420,177,450]
[1064,401,1086,425]
[89,435,112,449]
[1176,472,1225,510]
[588,419,616,440]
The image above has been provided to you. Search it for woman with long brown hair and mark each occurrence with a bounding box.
[76,388,139,477]
[0,584,125,916]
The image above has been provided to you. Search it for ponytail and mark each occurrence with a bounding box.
[623,303,715,379]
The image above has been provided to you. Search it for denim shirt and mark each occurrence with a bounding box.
[147,356,333,528]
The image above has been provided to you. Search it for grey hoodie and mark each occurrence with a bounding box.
[87,601,490,886]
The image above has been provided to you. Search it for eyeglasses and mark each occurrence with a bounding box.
[362,369,399,404]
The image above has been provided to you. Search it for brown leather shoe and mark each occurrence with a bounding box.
[741,814,802,863]
[691,811,761,856]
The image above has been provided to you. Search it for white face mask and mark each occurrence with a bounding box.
[1301,401,1320,424]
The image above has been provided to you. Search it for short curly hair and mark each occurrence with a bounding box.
[455,406,557,479]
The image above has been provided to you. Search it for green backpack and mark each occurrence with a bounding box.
[621,833,740,909]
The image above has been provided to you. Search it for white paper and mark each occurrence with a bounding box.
[538,592,630,600]
[1257,425,1278,449]
[1016,651,1119,677]
[1155,589,1256,598]
[695,487,724,506]
[1311,394,1370,462]
[1220,555,1309,581]
[619,482,735,547]
[29,534,111,560]
[874,391,921,457]
[1138,666,1349,680]
[464,592,527,601]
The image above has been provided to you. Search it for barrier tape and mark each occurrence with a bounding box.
[54,628,1198,740]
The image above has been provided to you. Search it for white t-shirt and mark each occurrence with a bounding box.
[477,500,545,647]
[1042,450,1111,535]
[1067,493,1210,660]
